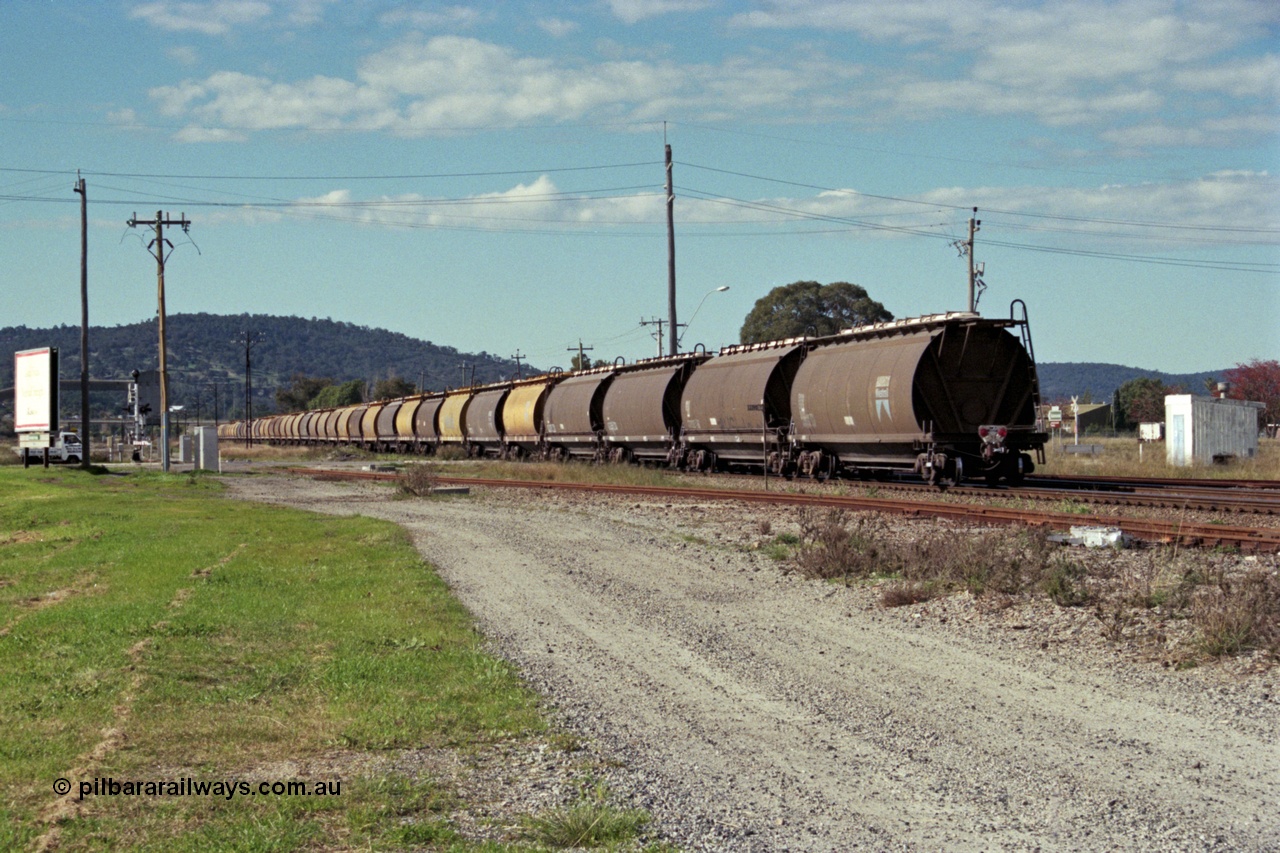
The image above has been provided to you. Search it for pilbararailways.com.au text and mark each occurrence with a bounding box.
[58,776,342,801]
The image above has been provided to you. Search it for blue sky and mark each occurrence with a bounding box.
[2,0,1276,375]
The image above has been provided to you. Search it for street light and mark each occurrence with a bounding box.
[677,286,730,349]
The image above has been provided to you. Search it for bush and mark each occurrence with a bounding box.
[791,510,1058,602]
[792,509,883,580]
[397,464,438,497]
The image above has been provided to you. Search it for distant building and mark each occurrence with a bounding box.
[1038,403,1111,435]
[1165,395,1265,466]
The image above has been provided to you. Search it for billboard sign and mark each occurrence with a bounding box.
[14,347,58,433]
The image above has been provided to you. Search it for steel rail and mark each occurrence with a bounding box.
[1027,474,1280,491]
[863,481,1280,515]
[287,467,1280,553]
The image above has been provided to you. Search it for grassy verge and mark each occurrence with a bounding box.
[1036,436,1279,480]
[0,467,652,851]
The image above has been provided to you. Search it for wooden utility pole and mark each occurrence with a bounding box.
[966,207,980,313]
[567,340,594,371]
[511,349,525,379]
[74,174,90,469]
[127,210,191,472]
[665,136,678,356]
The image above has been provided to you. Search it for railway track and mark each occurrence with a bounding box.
[852,479,1280,515]
[1028,473,1280,491]
[287,466,1280,553]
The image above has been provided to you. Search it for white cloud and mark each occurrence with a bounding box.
[1172,54,1280,100]
[107,108,141,127]
[129,1,272,35]
[136,2,1274,156]
[166,45,201,65]
[606,0,715,25]
[378,6,486,29]
[129,0,340,33]
[149,35,858,138]
[255,172,1277,245]
[537,17,580,38]
[732,0,1276,140]
[1101,114,1280,149]
[151,70,396,132]
[173,125,248,142]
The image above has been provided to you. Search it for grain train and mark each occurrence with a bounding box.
[220,304,1048,486]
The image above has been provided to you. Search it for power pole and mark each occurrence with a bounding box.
[236,331,264,447]
[639,317,667,357]
[127,210,191,472]
[567,340,594,371]
[665,134,678,356]
[963,207,981,313]
[511,349,525,380]
[206,382,222,428]
[74,173,90,469]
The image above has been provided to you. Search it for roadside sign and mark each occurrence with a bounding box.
[1047,406,1062,422]
[19,432,51,449]
[14,347,58,433]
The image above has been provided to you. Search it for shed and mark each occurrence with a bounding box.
[1164,395,1265,466]
[1037,402,1110,434]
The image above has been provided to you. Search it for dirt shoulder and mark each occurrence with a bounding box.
[223,471,1280,852]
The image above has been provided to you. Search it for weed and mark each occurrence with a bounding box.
[1041,556,1091,607]
[547,731,584,753]
[520,783,649,849]
[1192,568,1280,657]
[1053,499,1093,515]
[760,536,798,562]
[880,580,937,608]
[397,463,439,497]
[793,509,883,580]
[1095,602,1136,642]
[790,510,1067,603]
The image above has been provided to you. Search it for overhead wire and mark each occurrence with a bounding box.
[1,158,1275,272]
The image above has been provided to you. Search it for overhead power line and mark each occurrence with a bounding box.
[0,162,660,181]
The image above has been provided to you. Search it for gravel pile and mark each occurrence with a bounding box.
[224,471,1279,852]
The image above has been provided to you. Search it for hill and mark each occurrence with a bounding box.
[1036,362,1227,403]
[1,313,536,421]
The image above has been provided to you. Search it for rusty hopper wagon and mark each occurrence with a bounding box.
[228,304,1046,487]
[788,309,1043,484]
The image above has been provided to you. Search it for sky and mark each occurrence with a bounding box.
[1,0,1277,377]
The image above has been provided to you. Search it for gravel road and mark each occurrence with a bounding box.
[225,472,1279,852]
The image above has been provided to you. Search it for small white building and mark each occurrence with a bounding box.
[1165,395,1265,466]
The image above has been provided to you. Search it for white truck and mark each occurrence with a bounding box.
[18,431,83,464]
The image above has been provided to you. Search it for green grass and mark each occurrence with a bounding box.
[519,783,649,850]
[0,467,548,851]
